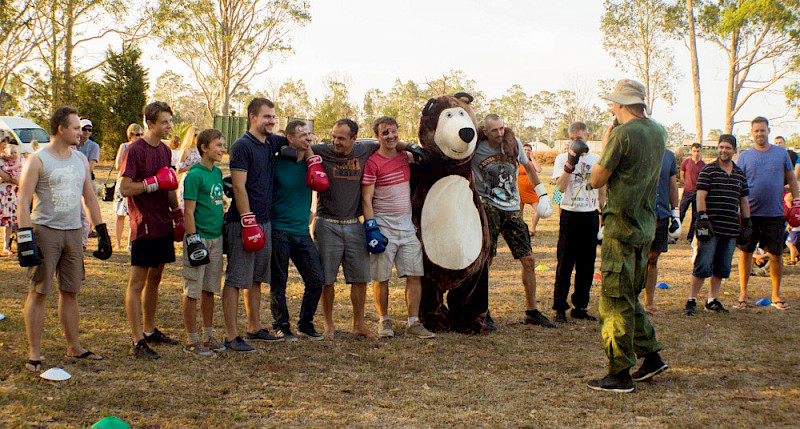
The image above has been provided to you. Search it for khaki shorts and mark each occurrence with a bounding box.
[27,225,84,294]
[369,226,424,282]
[183,236,223,299]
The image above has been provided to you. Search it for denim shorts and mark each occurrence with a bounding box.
[692,235,737,279]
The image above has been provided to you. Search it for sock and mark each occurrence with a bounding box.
[707,298,715,304]
[202,326,213,341]
[408,316,419,326]
[380,315,390,322]
[688,298,696,302]
[143,331,153,337]
[187,332,200,344]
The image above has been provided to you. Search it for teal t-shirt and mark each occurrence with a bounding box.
[271,158,312,235]
[183,163,224,239]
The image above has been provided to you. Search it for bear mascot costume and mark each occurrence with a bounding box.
[411,92,491,335]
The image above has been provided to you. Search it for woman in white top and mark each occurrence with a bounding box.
[173,126,201,208]
[113,123,144,250]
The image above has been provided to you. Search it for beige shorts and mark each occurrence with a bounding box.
[369,226,424,282]
[183,236,223,299]
[27,225,84,294]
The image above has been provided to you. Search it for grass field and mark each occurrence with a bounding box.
[1,164,799,428]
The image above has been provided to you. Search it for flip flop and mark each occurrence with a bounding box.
[67,350,104,360]
[771,301,791,310]
[733,300,748,310]
[25,360,43,372]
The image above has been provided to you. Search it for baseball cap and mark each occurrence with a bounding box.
[602,79,650,114]
[80,119,93,129]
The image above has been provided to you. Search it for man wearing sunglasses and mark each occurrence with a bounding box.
[77,119,101,246]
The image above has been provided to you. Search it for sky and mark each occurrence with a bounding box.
[131,0,798,138]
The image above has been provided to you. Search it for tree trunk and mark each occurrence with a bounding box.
[687,0,703,142]
[724,30,739,134]
[63,0,75,103]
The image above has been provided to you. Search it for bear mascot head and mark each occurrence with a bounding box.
[411,92,492,334]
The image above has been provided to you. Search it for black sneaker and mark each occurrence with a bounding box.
[587,370,634,393]
[631,352,669,381]
[705,299,729,313]
[570,308,597,321]
[482,311,497,332]
[144,328,179,345]
[524,309,556,328]
[554,310,568,324]
[297,325,324,340]
[130,339,161,359]
[224,336,256,353]
[274,325,299,342]
[683,299,697,316]
[245,328,282,342]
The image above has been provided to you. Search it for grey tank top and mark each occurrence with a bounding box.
[31,149,87,230]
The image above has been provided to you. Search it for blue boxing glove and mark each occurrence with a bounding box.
[364,218,388,254]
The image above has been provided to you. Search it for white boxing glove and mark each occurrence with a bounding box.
[534,184,553,218]
[668,208,681,239]
[597,226,604,245]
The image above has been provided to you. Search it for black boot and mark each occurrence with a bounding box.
[587,368,634,393]
[631,352,669,381]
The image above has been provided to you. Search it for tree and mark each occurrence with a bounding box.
[102,47,148,148]
[601,0,682,112]
[313,77,358,139]
[488,85,532,136]
[697,0,800,132]
[156,0,311,117]
[422,70,487,119]
[151,71,210,127]
[276,78,312,120]
[669,0,704,142]
[666,122,690,146]
[0,0,40,112]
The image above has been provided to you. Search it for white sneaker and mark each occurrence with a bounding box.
[406,322,436,339]
[378,320,394,338]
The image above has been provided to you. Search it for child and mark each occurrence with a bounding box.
[0,132,21,255]
[181,129,226,355]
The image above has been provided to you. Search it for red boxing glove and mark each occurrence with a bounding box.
[143,166,178,193]
[306,155,330,192]
[240,212,265,252]
[172,208,185,242]
[787,199,800,227]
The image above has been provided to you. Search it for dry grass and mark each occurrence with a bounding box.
[1,165,799,428]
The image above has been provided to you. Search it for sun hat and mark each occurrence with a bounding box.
[602,79,650,114]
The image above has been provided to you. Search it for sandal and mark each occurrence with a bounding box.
[733,300,748,310]
[67,350,104,360]
[771,301,791,310]
[25,360,43,372]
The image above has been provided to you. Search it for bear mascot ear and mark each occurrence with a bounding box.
[453,92,473,104]
[422,98,437,117]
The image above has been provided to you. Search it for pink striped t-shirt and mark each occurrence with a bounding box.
[362,152,414,231]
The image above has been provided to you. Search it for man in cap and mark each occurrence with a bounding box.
[588,79,669,393]
[76,118,101,246]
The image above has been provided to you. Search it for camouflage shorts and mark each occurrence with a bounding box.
[483,203,532,259]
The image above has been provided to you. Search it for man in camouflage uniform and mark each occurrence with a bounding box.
[588,79,670,392]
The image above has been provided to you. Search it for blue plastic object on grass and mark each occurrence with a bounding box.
[755,298,772,306]
[655,282,670,289]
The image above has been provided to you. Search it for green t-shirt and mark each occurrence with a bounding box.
[271,158,312,236]
[183,163,224,239]
[598,118,666,244]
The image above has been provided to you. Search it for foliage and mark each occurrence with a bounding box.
[102,47,149,151]
[151,71,211,128]
[312,77,358,140]
[155,0,311,117]
[601,0,682,112]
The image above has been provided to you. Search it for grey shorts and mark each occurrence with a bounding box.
[183,236,223,299]
[27,225,84,294]
[370,226,424,282]
[224,221,271,289]
[312,217,370,285]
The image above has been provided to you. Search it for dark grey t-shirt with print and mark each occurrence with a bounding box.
[311,142,379,220]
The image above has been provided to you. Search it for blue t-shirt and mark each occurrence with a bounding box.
[655,149,676,219]
[225,132,287,223]
[736,144,793,217]
[270,158,311,235]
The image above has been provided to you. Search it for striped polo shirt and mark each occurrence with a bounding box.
[362,151,414,232]
[695,160,749,237]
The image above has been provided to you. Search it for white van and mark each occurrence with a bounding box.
[0,116,50,153]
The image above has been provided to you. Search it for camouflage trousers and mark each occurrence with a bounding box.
[599,237,662,373]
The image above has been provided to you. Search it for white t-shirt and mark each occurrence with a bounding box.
[552,152,600,212]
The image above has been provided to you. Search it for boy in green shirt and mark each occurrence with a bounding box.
[181,129,227,355]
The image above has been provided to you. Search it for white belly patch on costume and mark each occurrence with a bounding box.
[421,175,482,270]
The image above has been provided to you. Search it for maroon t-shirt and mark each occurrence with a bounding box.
[122,139,173,240]
[680,157,706,193]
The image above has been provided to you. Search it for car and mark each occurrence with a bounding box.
[0,116,50,153]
